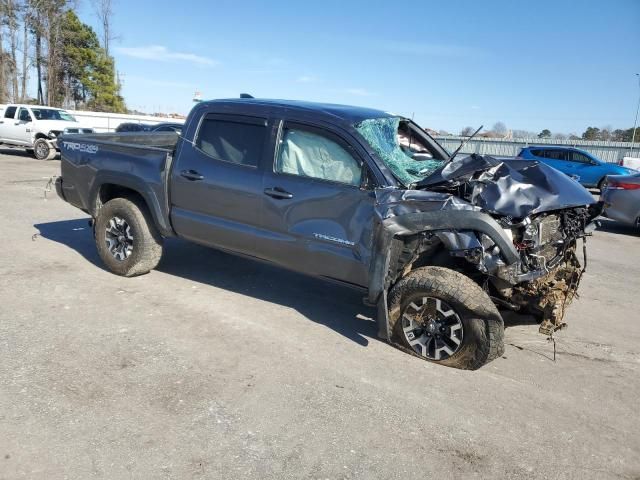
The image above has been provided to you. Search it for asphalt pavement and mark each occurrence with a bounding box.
[1,149,639,479]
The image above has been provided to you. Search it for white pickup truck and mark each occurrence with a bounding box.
[0,104,93,160]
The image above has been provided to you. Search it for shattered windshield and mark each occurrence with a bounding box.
[355,117,445,186]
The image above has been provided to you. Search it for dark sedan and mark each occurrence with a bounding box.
[115,122,183,134]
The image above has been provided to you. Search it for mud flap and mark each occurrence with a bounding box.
[376,289,391,341]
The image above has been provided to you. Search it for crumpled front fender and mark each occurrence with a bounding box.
[369,209,520,340]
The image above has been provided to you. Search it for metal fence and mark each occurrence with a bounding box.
[433,136,637,164]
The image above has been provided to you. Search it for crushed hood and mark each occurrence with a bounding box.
[416,154,596,218]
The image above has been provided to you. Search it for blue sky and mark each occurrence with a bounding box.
[77,0,640,135]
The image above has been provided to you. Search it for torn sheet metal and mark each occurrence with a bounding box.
[417,154,596,218]
[369,154,599,341]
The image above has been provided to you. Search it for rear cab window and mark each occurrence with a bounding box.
[196,115,267,168]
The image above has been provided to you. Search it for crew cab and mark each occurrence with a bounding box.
[55,98,600,369]
[0,104,93,160]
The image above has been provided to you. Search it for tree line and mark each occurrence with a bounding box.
[0,0,125,112]
[458,123,637,142]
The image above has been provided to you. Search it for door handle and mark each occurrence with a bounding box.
[180,169,204,181]
[264,187,293,199]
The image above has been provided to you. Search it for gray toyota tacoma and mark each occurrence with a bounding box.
[55,98,600,369]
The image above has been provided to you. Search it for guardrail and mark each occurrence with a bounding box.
[434,136,638,164]
[68,109,185,133]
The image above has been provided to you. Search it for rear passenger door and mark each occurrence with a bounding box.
[169,113,270,255]
[259,121,375,287]
[0,106,18,143]
[538,148,571,173]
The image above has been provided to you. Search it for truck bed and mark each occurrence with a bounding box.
[66,131,180,151]
[57,132,181,236]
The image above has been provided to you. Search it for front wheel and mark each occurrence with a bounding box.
[33,138,56,160]
[388,266,504,370]
[94,197,164,277]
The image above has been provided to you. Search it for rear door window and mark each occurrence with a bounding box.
[196,116,267,168]
[3,106,17,119]
[569,151,592,163]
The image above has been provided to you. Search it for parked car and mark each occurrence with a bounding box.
[0,104,93,160]
[600,173,640,227]
[114,122,149,133]
[115,122,183,134]
[519,146,634,190]
[55,98,599,370]
[618,156,640,171]
[150,122,183,133]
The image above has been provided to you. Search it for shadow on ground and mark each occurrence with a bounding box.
[0,147,60,160]
[34,218,378,347]
[34,218,556,349]
[0,147,32,158]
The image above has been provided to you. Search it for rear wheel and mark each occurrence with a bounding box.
[95,197,164,276]
[597,177,607,192]
[388,266,504,370]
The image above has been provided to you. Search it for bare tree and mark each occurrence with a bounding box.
[7,0,20,101]
[24,0,46,104]
[460,126,474,136]
[20,8,28,101]
[93,0,115,55]
[600,125,613,141]
[492,122,507,135]
[0,11,5,103]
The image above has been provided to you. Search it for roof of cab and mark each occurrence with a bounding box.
[200,98,395,125]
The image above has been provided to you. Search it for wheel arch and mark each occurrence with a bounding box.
[90,174,174,237]
[370,210,519,340]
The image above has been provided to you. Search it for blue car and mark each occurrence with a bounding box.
[518,146,634,190]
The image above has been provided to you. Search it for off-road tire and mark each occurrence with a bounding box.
[388,266,504,370]
[33,138,55,160]
[95,197,163,277]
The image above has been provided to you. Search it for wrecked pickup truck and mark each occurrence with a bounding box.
[55,98,600,369]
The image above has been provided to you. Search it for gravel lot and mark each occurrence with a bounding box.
[1,149,639,480]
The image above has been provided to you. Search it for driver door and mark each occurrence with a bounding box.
[11,108,34,145]
[567,150,599,186]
